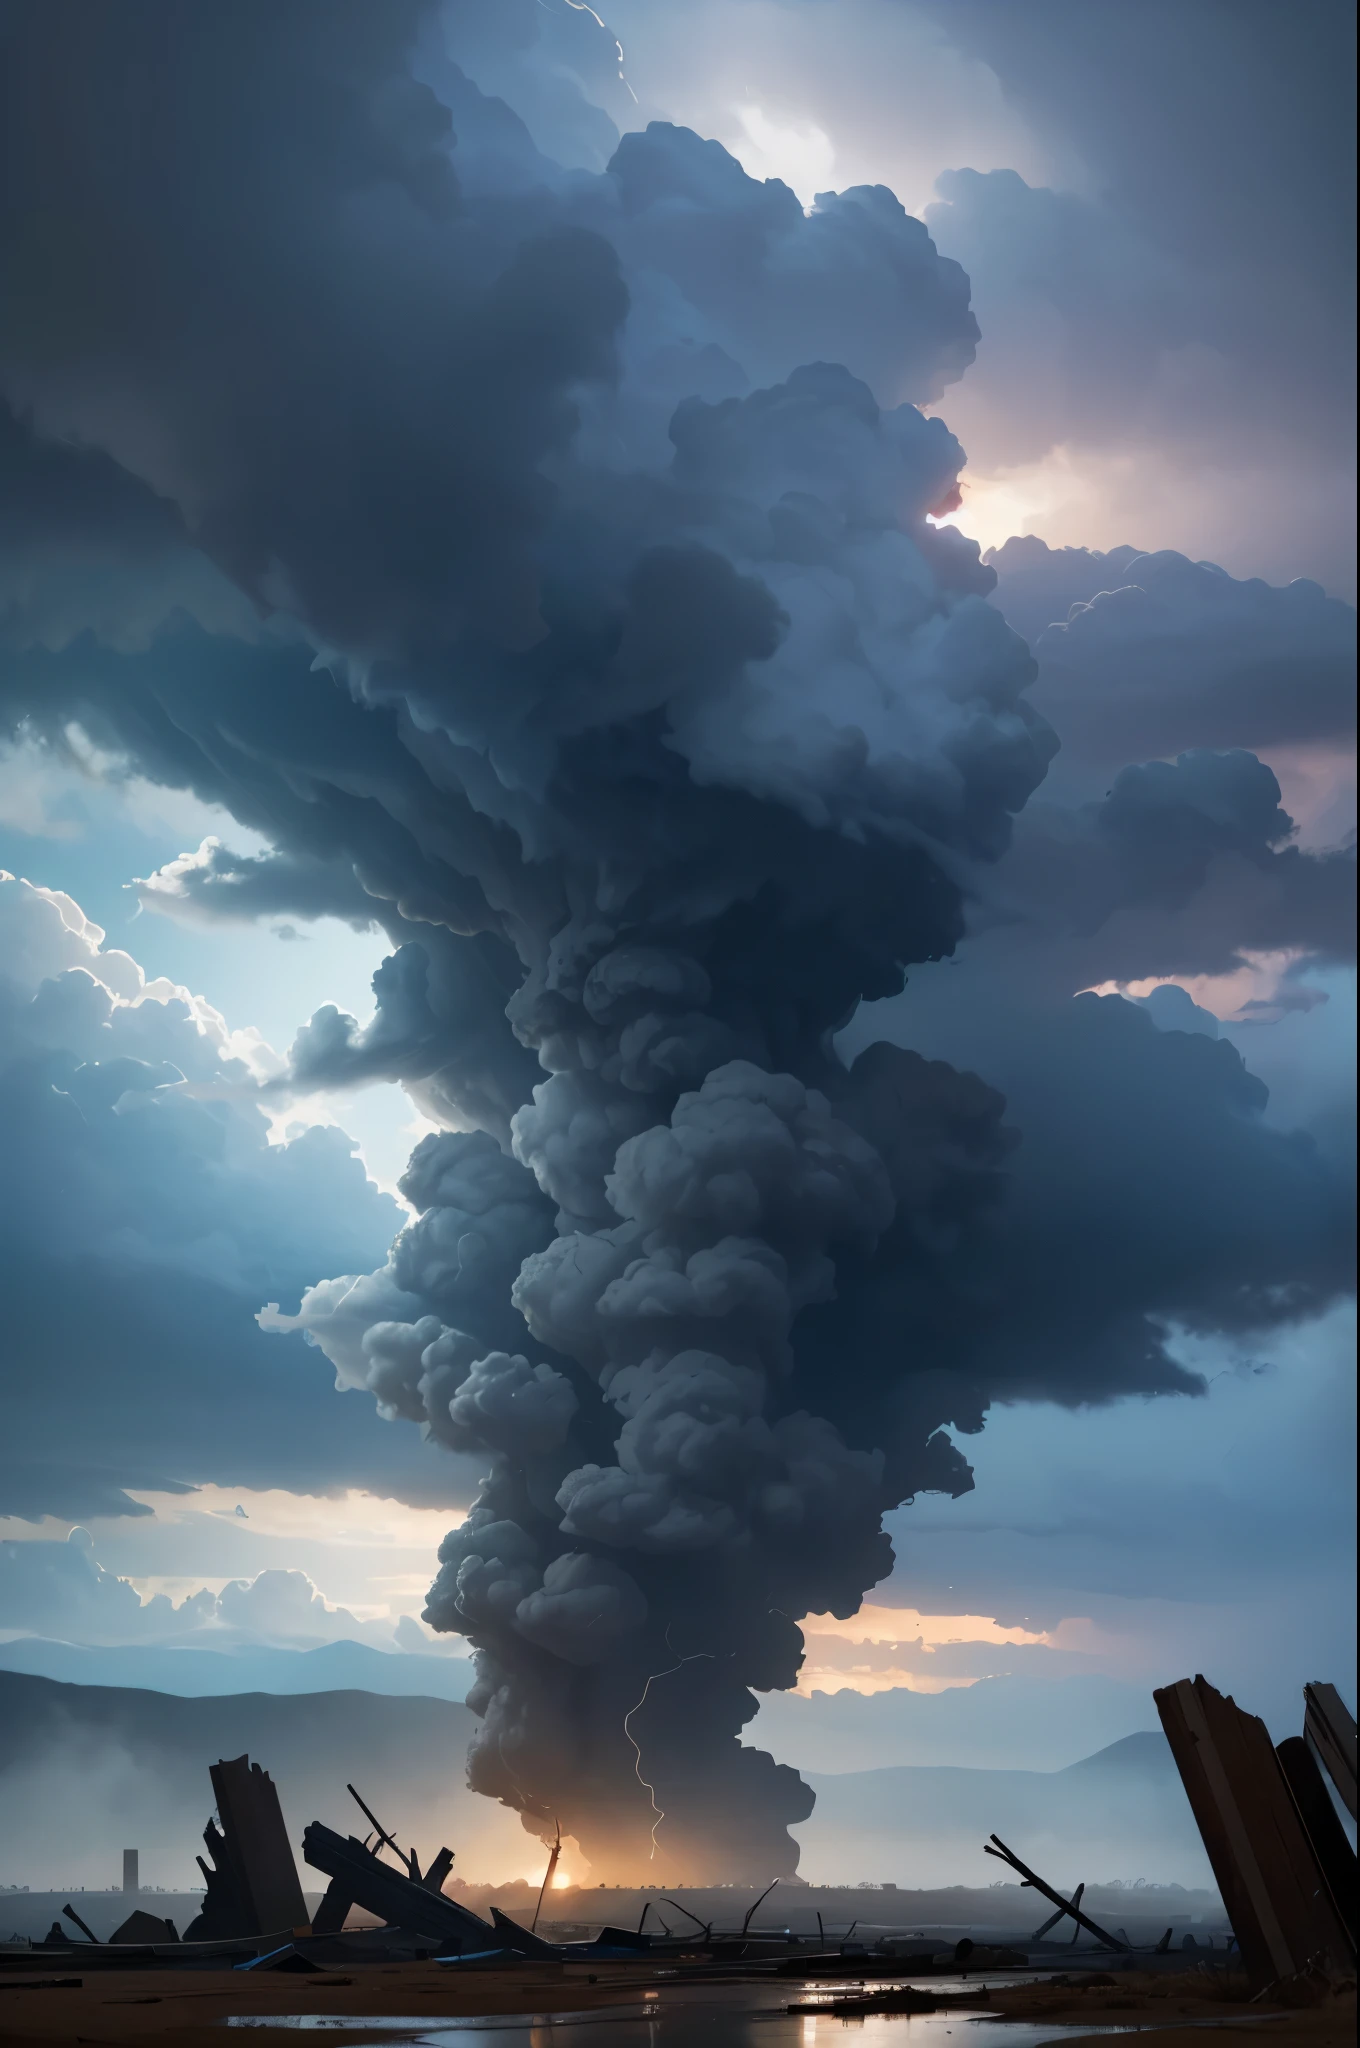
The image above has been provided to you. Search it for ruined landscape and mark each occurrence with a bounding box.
[0,1671,1353,2046]
[0,0,1355,2041]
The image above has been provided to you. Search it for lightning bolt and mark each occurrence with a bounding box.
[622,1644,715,1858]
[550,0,638,103]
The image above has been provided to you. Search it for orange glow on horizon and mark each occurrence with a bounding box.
[800,1604,1051,1649]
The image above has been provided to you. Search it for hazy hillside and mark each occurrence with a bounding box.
[0,1641,1159,1780]
[0,1670,530,1891]
[753,1673,1162,1773]
[0,1635,475,1702]
[0,1673,1211,1897]
[798,1732,1215,1888]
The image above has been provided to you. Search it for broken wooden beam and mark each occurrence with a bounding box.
[109,1908,179,1945]
[186,1820,251,1941]
[982,1838,1128,1949]
[209,1755,309,1938]
[1304,1682,1358,1822]
[489,1905,558,1958]
[741,1879,779,1938]
[302,1822,516,1953]
[60,1905,100,1945]
[308,1876,354,1936]
[1277,1735,1357,1941]
[1155,1675,1354,1989]
[531,1831,561,1934]
[346,1782,406,1867]
[1032,1880,1085,1942]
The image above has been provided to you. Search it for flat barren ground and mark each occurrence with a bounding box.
[0,1961,1353,2048]
[988,1969,1356,2048]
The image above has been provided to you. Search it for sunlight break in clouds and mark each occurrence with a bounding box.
[0,1487,473,1640]
[795,1605,1055,1697]
[122,1484,463,1553]
[730,102,836,202]
[803,1604,1052,1649]
[1083,951,1318,1027]
[928,447,1104,556]
[116,1486,469,1625]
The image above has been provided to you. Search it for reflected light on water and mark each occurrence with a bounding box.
[224,1988,1185,2045]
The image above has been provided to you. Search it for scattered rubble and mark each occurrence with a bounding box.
[108,1909,179,1945]
[0,1669,1352,2048]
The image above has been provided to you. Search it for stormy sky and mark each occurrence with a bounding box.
[0,0,1353,1883]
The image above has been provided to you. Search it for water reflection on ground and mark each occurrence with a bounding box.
[223,1973,1168,2047]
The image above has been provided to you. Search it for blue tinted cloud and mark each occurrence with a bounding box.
[0,0,1349,1886]
[0,870,460,1518]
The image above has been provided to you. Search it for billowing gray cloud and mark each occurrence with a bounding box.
[135,839,381,932]
[579,0,1354,592]
[0,869,466,1518]
[0,0,1350,1888]
[0,396,257,651]
[916,0,1356,592]
[924,167,1204,470]
[641,0,1358,595]
[976,749,1356,993]
[919,0,1354,368]
[590,129,978,410]
[986,539,1357,800]
[0,1527,389,1649]
[838,985,1351,1410]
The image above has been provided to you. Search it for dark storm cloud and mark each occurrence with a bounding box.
[0,398,257,651]
[987,750,1356,992]
[0,2,977,670]
[986,540,1357,799]
[591,130,978,407]
[0,0,1351,1882]
[590,0,1355,589]
[920,0,1355,349]
[0,0,632,662]
[916,0,1356,590]
[0,871,474,1520]
[923,166,1205,469]
[839,984,1351,1410]
[416,0,629,177]
[136,841,382,932]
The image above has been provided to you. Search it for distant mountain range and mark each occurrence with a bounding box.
[0,1667,528,1896]
[0,1669,1212,1898]
[0,1633,475,1701]
[799,1731,1214,1888]
[753,1673,1165,1774]
[0,1636,1161,1781]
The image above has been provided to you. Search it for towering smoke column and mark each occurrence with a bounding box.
[0,2,1348,1881]
[273,357,1050,1880]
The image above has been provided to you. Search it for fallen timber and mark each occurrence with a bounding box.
[184,1754,306,1941]
[1276,1735,1357,1941]
[29,1678,1359,1987]
[311,1783,459,1934]
[1155,1674,1356,1991]
[301,1822,547,1956]
[983,1834,1132,1951]
[1032,1880,1086,1944]
[1304,1681,1358,1821]
[300,1824,665,1965]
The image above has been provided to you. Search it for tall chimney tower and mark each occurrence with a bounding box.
[122,1849,139,1895]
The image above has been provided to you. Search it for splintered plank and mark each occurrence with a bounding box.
[1305,1683,1358,1821]
[209,1755,309,1939]
[1155,1676,1354,1989]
